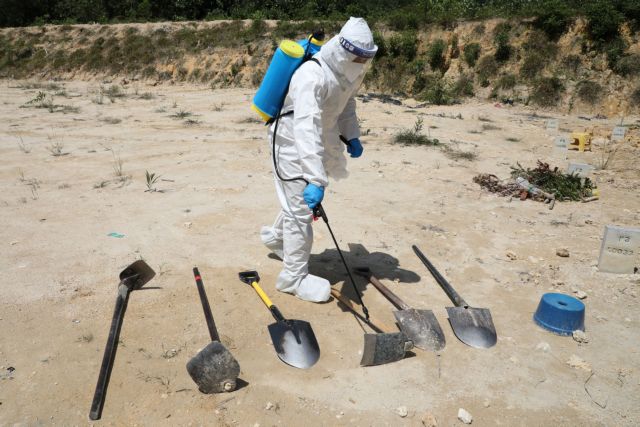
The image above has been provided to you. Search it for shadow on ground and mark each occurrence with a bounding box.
[309,243,421,303]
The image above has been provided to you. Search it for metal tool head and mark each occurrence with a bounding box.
[119,260,155,290]
[187,341,241,393]
[360,332,414,367]
[238,270,260,285]
[446,306,497,349]
[393,308,446,352]
[268,319,320,369]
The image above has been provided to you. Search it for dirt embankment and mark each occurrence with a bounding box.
[1,19,639,115]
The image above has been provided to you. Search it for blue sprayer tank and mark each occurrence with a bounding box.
[252,35,324,122]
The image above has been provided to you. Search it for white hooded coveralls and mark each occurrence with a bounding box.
[261,18,377,302]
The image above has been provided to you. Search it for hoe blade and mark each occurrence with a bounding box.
[360,332,413,367]
[119,260,155,290]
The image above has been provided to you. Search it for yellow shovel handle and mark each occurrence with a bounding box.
[251,280,274,309]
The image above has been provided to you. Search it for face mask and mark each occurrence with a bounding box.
[342,60,366,83]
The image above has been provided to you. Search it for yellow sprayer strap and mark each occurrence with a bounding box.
[251,281,274,309]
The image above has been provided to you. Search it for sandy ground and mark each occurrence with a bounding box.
[1,80,639,426]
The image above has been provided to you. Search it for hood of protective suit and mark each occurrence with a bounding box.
[320,17,378,87]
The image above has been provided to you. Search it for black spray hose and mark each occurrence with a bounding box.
[312,204,370,321]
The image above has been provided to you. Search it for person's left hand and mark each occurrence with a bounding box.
[346,138,363,158]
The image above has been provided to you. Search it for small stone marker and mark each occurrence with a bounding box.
[611,126,626,142]
[546,119,559,133]
[567,162,594,179]
[553,135,569,158]
[598,225,640,274]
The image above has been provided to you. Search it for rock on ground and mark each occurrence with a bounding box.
[458,408,473,424]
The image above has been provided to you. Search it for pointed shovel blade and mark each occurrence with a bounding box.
[268,319,320,369]
[393,308,446,352]
[446,306,497,349]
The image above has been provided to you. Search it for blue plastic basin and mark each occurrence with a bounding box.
[533,293,585,336]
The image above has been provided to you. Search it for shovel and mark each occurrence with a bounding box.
[238,270,320,369]
[186,267,240,393]
[331,289,413,366]
[89,260,156,421]
[412,245,497,349]
[354,267,445,352]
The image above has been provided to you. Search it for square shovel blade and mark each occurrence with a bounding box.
[268,319,320,369]
[119,260,155,290]
[446,306,497,349]
[360,332,412,366]
[393,309,446,352]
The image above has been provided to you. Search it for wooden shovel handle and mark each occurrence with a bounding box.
[367,275,412,311]
[331,289,393,333]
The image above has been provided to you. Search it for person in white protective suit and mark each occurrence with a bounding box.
[260,17,377,303]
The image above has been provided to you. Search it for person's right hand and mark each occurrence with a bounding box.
[346,138,363,158]
[303,183,324,209]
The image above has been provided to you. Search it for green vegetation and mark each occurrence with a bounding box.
[2,2,639,113]
[463,43,481,67]
[510,161,594,201]
[495,73,517,91]
[576,80,603,105]
[520,53,546,80]
[441,144,477,161]
[632,86,640,107]
[394,117,439,146]
[493,23,512,62]
[3,1,639,33]
[585,1,624,43]
[614,54,640,77]
[476,55,498,86]
[427,39,447,73]
[532,0,573,39]
[530,77,564,107]
[145,170,160,192]
[388,31,417,61]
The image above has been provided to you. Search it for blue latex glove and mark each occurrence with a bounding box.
[303,183,324,209]
[346,138,363,158]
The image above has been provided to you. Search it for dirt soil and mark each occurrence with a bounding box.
[1,80,639,426]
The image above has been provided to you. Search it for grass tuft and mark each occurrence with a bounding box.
[394,117,440,146]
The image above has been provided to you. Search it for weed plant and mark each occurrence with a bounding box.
[463,43,481,67]
[394,117,440,146]
[145,170,160,192]
[576,80,603,105]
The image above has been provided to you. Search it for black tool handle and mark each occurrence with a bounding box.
[412,245,468,308]
[269,305,286,323]
[367,274,412,311]
[89,285,129,420]
[193,267,220,342]
[314,203,370,321]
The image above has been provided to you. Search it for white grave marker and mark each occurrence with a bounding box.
[546,119,559,133]
[611,126,626,142]
[553,135,569,158]
[598,225,640,274]
[567,162,594,179]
